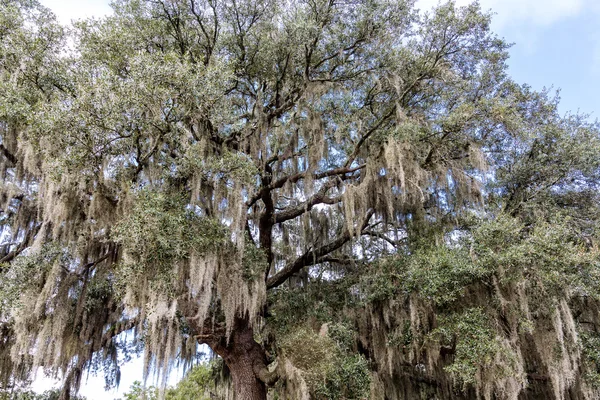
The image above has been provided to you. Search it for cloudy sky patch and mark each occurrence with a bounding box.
[416,0,586,28]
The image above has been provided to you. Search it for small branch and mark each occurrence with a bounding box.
[363,230,406,247]
[78,253,112,276]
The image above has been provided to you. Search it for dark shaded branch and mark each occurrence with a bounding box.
[259,163,275,270]
[99,318,137,348]
[318,256,355,265]
[189,0,219,65]
[266,87,303,124]
[0,224,41,265]
[265,145,306,167]
[274,185,341,224]
[245,220,257,246]
[344,107,396,168]
[247,164,364,208]
[363,230,406,247]
[77,252,112,276]
[0,144,17,165]
[267,209,374,289]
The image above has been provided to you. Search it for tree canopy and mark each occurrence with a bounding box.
[1,0,600,399]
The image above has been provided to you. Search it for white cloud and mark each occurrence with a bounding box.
[416,0,586,29]
[591,34,600,78]
[38,0,591,31]
[482,0,584,28]
[38,0,113,24]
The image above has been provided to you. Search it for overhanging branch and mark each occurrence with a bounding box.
[274,184,342,224]
[344,107,396,168]
[246,164,364,208]
[266,209,374,289]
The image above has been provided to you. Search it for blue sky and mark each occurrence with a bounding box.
[32,0,600,398]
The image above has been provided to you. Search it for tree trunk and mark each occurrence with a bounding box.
[210,318,270,400]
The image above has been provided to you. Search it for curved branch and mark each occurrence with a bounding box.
[247,164,364,208]
[274,187,341,224]
[0,144,17,165]
[266,209,374,289]
[344,107,396,168]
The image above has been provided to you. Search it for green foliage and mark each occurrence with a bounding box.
[0,388,86,400]
[580,330,600,388]
[360,213,600,308]
[472,215,600,305]
[241,234,269,281]
[0,0,65,121]
[118,381,158,400]
[84,275,114,313]
[0,245,68,314]
[279,326,370,400]
[327,323,356,353]
[113,189,228,291]
[114,190,227,266]
[182,146,259,187]
[431,308,515,387]
[313,354,371,400]
[2,0,600,398]
[267,279,359,335]
[163,363,214,400]
[360,244,489,306]
[118,363,217,400]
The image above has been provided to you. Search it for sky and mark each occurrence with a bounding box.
[417,0,600,117]
[30,0,600,398]
[39,0,600,118]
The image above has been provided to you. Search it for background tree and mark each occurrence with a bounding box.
[1,0,600,399]
[117,362,224,400]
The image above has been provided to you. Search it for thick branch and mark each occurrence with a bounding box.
[267,209,374,289]
[254,361,280,386]
[247,164,364,208]
[259,163,275,269]
[274,185,341,224]
[0,144,17,165]
[179,296,227,348]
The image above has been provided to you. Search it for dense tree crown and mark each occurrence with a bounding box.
[1,0,600,399]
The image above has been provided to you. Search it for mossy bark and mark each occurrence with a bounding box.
[209,318,269,400]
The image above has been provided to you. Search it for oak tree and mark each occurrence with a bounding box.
[2,0,600,399]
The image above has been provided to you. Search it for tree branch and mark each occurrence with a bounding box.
[363,230,406,248]
[274,184,341,224]
[254,361,280,386]
[0,144,17,165]
[344,107,396,168]
[246,164,364,208]
[0,224,41,265]
[266,209,374,289]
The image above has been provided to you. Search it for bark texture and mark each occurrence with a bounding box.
[208,318,269,400]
